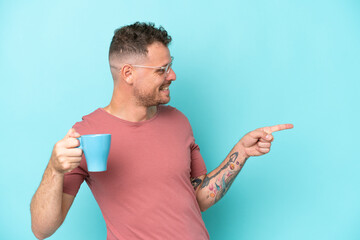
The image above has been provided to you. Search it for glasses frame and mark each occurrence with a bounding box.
[127,56,174,76]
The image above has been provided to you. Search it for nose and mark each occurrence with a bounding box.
[165,68,176,82]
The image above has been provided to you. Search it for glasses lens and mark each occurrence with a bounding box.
[166,63,172,74]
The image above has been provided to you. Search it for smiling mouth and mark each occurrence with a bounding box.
[159,85,170,91]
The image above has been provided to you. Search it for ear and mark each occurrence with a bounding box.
[121,64,134,84]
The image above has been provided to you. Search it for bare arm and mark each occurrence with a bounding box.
[30,129,82,239]
[192,124,294,212]
[191,148,247,212]
[30,166,75,239]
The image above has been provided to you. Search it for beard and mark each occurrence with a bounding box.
[133,87,170,107]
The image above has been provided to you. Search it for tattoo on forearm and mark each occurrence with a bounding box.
[191,178,203,190]
[201,152,239,189]
[201,152,247,204]
[214,171,238,203]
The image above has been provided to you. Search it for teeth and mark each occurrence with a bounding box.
[161,87,169,90]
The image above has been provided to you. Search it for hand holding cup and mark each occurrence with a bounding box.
[49,128,83,174]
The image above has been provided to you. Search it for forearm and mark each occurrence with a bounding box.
[30,163,65,239]
[196,144,248,211]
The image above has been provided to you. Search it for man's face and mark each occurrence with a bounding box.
[132,42,176,107]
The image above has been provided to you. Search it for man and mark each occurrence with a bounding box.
[30,22,293,239]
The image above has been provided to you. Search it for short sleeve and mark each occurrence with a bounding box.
[190,141,207,178]
[181,110,207,179]
[63,158,88,196]
[62,122,90,196]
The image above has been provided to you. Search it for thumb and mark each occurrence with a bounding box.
[65,128,81,138]
[249,129,271,141]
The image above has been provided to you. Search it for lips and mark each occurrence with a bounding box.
[159,84,170,91]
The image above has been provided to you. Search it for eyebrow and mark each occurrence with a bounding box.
[161,56,173,67]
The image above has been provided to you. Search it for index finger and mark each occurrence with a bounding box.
[64,137,81,149]
[262,124,294,134]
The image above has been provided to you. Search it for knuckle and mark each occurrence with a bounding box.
[63,162,71,170]
[54,141,62,149]
[73,138,80,145]
[55,152,63,160]
[69,138,80,148]
[64,138,72,145]
[58,156,66,163]
[67,138,74,147]
[75,148,83,156]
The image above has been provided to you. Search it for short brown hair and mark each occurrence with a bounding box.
[109,22,172,59]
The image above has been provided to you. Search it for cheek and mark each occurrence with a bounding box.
[151,81,164,91]
[134,78,151,90]
[135,75,163,92]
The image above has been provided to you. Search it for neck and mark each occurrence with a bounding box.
[104,94,158,122]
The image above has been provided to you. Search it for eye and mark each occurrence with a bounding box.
[156,68,166,75]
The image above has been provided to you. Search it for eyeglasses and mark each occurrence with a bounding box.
[129,56,174,76]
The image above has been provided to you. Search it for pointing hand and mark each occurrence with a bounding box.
[238,124,294,158]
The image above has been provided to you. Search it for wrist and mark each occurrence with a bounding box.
[236,142,250,161]
[48,160,65,177]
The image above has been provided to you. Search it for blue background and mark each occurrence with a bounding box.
[1,0,359,239]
